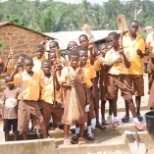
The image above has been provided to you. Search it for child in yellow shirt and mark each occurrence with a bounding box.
[40,59,63,135]
[10,56,48,139]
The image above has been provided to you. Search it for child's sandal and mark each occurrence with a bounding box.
[78,137,85,144]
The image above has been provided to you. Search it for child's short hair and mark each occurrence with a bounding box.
[98,43,107,50]
[68,51,79,59]
[23,56,33,63]
[48,50,56,55]
[78,47,88,54]
[129,20,139,26]
[78,34,89,41]
[15,53,28,60]
[49,41,59,48]
[34,44,44,50]
[108,32,120,39]
[67,41,78,50]
[41,59,50,67]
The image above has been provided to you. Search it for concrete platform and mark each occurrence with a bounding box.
[1,124,154,154]
[0,111,153,154]
[0,138,56,154]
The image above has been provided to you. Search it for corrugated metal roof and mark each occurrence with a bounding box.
[44,30,119,49]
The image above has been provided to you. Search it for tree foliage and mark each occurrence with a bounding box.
[0,0,154,32]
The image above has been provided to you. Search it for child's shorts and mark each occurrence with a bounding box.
[3,119,17,132]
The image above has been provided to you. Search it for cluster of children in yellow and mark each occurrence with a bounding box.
[1,20,154,145]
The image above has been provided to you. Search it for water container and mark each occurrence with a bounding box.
[145,111,154,133]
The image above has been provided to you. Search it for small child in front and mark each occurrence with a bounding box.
[59,52,90,145]
[2,74,20,141]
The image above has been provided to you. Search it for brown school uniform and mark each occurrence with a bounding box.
[82,62,96,119]
[122,33,145,96]
[99,66,108,101]
[87,56,100,109]
[105,48,133,100]
[94,59,108,101]
[40,74,63,127]
[59,66,87,125]
[13,70,45,132]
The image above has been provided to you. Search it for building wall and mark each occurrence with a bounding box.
[0,24,47,61]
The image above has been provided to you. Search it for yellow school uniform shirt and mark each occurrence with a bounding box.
[13,70,40,101]
[93,57,106,72]
[105,48,122,75]
[33,54,47,73]
[40,75,61,104]
[93,59,101,72]
[82,63,96,88]
[122,33,145,75]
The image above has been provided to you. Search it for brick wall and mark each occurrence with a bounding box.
[0,25,52,94]
[0,25,47,61]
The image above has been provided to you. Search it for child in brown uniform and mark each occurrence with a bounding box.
[104,32,144,130]
[40,59,63,136]
[2,74,20,141]
[94,44,111,124]
[79,48,102,141]
[48,51,63,104]
[33,44,48,74]
[10,56,48,140]
[59,52,90,145]
[78,34,103,129]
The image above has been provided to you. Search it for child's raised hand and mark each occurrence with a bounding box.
[88,43,94,51]
[62,60,68,66]
[15,61,22,69]
[56,64,62,71]
[8,52,13,59]
[118,47,124,54]
[51,69,57,78]
[145,48,150,56]
[136,49,144,58]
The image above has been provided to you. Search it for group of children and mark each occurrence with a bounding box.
[0,20,153,145]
